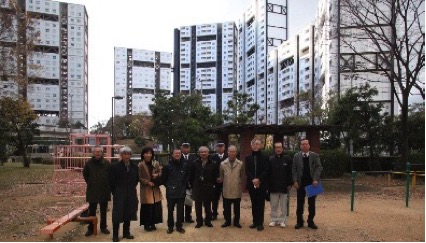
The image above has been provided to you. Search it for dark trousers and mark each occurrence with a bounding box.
[167,198,184,229]
[212,184,222,216]
[223,198,241,225]
[87,201,108,231]
[194,200,212,225]
[112,221,130,239]
[296,184,316,224]
[184,205,193,221]
[248,187,266,226]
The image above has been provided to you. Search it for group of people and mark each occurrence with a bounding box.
[82,138,322,242]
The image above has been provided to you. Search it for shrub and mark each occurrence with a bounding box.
[320,149,350,178]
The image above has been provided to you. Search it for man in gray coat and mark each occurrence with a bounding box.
[83,145,111,236]
[292,139,323,230]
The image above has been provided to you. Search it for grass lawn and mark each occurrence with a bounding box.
[0,163,53,190]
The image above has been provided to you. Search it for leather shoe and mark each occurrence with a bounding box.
[195,223,203,228]
[176,228,185,233]
[167,228,174,234]
[101,228,110,234]
[212,215,218,220]
[257,225,264,231]
[144,226,153,231]
[249,224,257,229]
[205,222,213,227]
[234,223,242,228]
[221,222,231,228]
[112,237,119,242]
[85,230,93,237]
[295,223,304,229]
[308,223,318,229]
[124,234,134,239]
[185,219,195,223]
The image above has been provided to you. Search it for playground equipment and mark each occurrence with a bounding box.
[41,133,123,239]
[52,133,122,197]
[41,203,97,239]
[350,162,425,211]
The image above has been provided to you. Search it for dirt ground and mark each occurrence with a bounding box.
[0,170,424,242]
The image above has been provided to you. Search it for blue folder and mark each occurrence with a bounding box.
[305,183,324,197]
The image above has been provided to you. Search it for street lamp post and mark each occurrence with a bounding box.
[111,96,124,146]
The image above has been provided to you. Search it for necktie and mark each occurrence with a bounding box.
[125,164,129,172]
[303,153,308,158]
[219,155,223,160]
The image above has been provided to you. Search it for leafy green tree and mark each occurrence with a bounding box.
[326,84,387,170]
[405,103,425,152]
[150,94,222,152]
[223,93,260,124]
[0,97,39,167]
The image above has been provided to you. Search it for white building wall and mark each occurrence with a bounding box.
[114,47,172,116]
[0,0,88,130]
[177,21,237,114]
[315,0,400,116]
[237,0,288,124]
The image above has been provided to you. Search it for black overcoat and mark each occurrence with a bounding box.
[245,151,269,191]
[191,158,218,201]
[109,160,139,223]
[83,156,111,203]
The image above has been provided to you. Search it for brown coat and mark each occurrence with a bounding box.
[219,158,244,199]
[138,160,163,204]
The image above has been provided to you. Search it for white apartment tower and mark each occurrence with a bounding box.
[267,25,316,125]
[237,0,288,124]
[315,0,399,116]
[114,47,172,116]
[173,22,237,114]
[0,0,88,131]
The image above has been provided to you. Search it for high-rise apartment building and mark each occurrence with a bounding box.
[266,25,316,125]
[114,47,172,116]
[173,22,237,113]
[315,0,400,116]
[237,0,288,124]
[0,0,88,131]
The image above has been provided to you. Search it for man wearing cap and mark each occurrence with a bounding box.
[181,142,196,223]
[210,140,227,220]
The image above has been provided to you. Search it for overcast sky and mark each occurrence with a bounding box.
[61,0,319,128]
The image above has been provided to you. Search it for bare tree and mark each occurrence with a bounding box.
[339,0,425,165]
[0,0,40,98]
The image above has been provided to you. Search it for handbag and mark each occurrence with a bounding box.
[184,189,193,206]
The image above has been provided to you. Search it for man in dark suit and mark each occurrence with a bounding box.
[191,146,218,228]
[292,139,323,230]
[181,142,196,223]
[245,138,269,231]
[210,140,227,220]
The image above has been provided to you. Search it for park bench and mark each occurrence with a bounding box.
[40,203,98,239]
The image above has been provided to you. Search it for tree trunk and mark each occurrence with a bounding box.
[400,93,410,169]
[22,152,30,167]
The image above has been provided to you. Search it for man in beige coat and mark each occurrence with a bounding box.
[218,145,244,228]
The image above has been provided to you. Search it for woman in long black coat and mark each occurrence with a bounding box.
[109,146,139,242]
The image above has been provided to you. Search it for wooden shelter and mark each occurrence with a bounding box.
[205,124,338,162]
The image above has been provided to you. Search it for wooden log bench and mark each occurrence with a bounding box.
[41,203,98,239]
